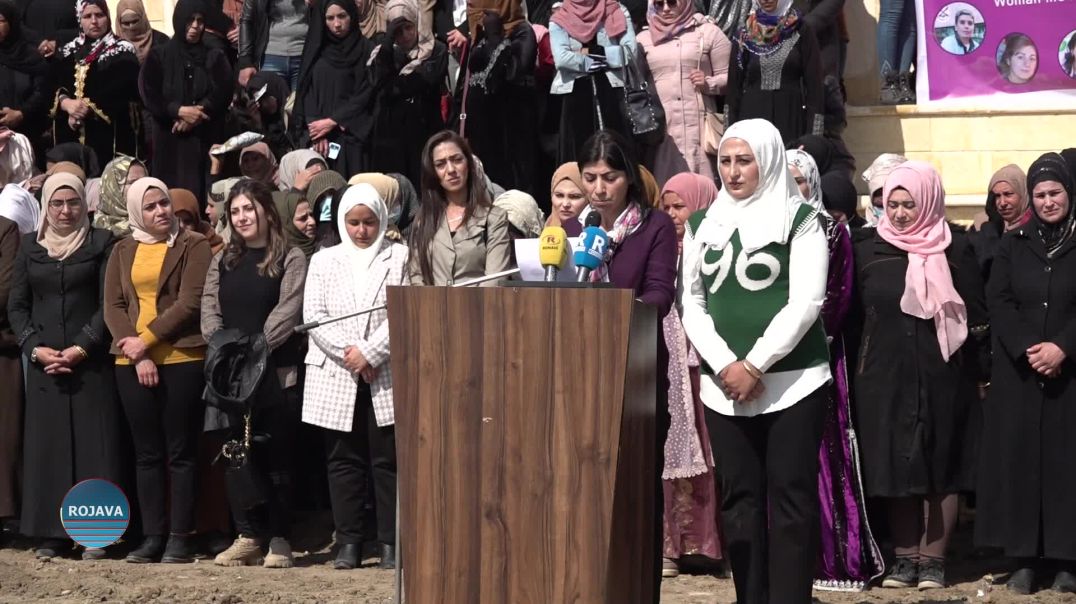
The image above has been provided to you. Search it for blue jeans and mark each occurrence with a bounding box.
[876,0,916,76]
[261,54,303,91]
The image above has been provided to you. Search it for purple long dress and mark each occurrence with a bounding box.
[814,222,884,591]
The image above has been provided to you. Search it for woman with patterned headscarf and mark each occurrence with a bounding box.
[91,155,147,236]
[369,0,447,191]
[725,0,825,143]
[49,0,141,163]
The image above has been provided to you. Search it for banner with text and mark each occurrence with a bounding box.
[915,0,1076,105]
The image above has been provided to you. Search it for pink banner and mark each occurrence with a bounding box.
[919,0,1076,100]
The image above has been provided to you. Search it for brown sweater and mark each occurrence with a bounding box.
[103,230,213,354]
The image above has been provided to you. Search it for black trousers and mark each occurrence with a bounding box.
[705,388,826,604]
[115,362,206,536]
[227,386,299,540]
[324,383,397,545]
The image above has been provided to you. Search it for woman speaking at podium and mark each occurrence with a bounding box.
[561,130,678,600]
[680,119,830,604]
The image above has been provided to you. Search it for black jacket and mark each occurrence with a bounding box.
[975,227,1076,559]
[852,231,988,498]
[238,0,296,70]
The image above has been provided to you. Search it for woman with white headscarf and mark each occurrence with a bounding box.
[103,178,213,564]
[788,149,884,591]
[725,0,825,143]
[301,183,408,572]
[680,119,830,603]
[7,172,125,560]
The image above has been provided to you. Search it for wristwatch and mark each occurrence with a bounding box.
[30,347,39,364]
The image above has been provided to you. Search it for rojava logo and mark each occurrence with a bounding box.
[60,479,130,548]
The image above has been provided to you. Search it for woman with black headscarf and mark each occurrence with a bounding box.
[139,0,233,202]
[0,0,49,142]
[976,153,1076,596]
[16,0,79,56]
[291,0,375,178]
[49,0,141,163]
[369,0,446,191]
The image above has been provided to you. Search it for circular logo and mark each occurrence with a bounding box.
[60,479,130,548]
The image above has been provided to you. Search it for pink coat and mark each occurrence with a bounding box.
[638,18,730,186]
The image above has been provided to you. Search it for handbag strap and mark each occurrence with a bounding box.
[458,41,473,137]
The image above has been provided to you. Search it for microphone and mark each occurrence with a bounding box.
[574,213,609,283]
[538,226,569,282]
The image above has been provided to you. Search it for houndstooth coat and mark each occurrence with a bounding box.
[301,240,408,431]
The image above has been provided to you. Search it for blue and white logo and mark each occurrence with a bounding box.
[60,479,130,548]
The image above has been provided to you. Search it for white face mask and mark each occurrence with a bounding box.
[871,204,884,221]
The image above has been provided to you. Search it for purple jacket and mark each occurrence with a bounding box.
[563,208,679,317]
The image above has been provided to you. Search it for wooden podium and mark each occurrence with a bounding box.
[387,285,659,603]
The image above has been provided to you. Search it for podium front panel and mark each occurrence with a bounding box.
[387,286,658,603]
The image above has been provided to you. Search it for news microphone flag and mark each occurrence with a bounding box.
[574,224,609,283]
[538,226,569,281]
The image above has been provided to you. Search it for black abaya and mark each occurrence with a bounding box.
[139,0,234,201]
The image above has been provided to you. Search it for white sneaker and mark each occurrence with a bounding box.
[662,557,680,578]
[213,536,263,567]
[263,537,294,569]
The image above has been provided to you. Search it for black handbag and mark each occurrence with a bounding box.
[619,44,666,147]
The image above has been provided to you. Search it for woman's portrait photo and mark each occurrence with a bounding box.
[996,33,1039,84]
[1060,30,1076,79]
[934,3,985,55]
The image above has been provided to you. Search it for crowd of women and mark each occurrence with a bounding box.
[2,0,1076,600]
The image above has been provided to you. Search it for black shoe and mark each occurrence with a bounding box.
[1053,569,1076,593]
[881,556,918,588]
[897,72,917,105]
[35,539,70,559]
[879,72,901,105]
[161,534,196,564]
[333,543,361,570]
[1007,566,1036,594]
[203,532,232,557]
[125,535,166,564]
[378,543,396,570]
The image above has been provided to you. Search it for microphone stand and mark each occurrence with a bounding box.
[294,268,521,333]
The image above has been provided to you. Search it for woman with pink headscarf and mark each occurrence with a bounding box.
[658,172,722,579]
[638,0,730,185]
[852,161,989,592]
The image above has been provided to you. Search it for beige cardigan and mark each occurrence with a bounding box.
[408,205,513,286]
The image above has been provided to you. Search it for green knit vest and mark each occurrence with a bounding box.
[685,204,829,375]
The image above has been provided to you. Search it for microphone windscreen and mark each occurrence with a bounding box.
[573,226,608,271]
[538,226,569,269]
[584,211,602,228]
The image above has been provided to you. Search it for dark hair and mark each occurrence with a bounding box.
[1065,35,1076,76]
[954,10,974,25]
[223,178,288,278]
[577,130,647,214]
[409,130,491,284]
[999,33,1036,80]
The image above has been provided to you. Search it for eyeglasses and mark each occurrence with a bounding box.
[653,0,678,8]
[48,199,82,210]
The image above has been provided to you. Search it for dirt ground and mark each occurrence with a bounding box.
[3,520,1076,603]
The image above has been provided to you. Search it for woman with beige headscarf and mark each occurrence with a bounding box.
[104,178,212,564]
[8,172,125,561]
[113,0,169,64]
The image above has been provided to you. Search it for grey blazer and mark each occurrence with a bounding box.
[408,206,513,286]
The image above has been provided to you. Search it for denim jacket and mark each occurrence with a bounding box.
[548,4,637,95]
